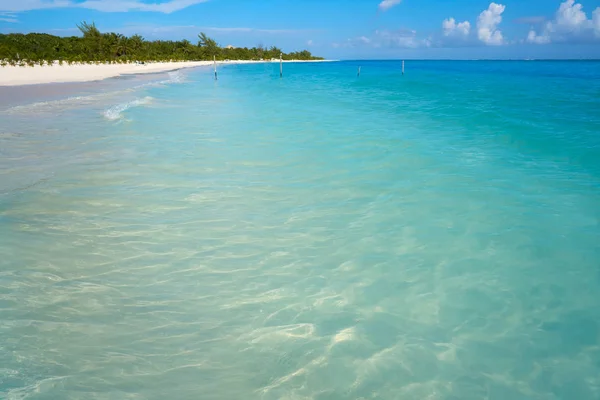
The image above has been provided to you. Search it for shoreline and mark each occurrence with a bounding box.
[0,59,332,87]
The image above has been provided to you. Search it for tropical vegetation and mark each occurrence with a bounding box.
[0,22,323,66]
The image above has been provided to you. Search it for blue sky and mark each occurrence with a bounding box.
[1,0,600,59]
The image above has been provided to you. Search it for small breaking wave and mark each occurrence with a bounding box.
[4,93,112,115]
[103,96,154,121]
[133,70,186,90]
[165,70,185,84]
[3,70,184,116]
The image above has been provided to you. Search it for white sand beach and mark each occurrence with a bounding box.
[0,60,331,86]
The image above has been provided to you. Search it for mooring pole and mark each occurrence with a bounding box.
[214,55,217,80]
[280,53,283,78]
[402,60,405,75]
[357,66,361,77]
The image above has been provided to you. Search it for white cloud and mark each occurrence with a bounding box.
[307,39,313,46]
[40,24,316,40]
[527,30,551,44]
[375,29,430,48]
[555,0,587,28]
[378,0,402,12]
[202,27,313,34]
[527,0,600,44]
[0,0,209,13]
[0,11,17,22]
[477,3,506,45]
[332,36,374,48]
[334,29,430,49]
[442,18,471,36]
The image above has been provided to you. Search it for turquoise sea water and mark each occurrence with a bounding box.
[1,60,600,399]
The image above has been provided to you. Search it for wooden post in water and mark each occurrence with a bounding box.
[357,66,361,77]
[214,56,217,80]
[280,53,283,78]
[402,60,405,75]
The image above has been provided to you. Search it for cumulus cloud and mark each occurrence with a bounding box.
[331,0,600,50]
[0,0,209,13]
[477,3,506,45]
[527,30,551,44]
[378,0,402,12]
[555,0,587,28]
[442,18,471,36]
[526,0,600,44]
[438,3,506,46]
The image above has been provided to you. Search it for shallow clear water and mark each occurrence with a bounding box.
[1,61,600,399]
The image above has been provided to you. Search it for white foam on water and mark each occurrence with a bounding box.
[165,70,185,84]
[103,96,154,121]
[3,70,185,115]
[4,93,114,115]
[131,69,186,90]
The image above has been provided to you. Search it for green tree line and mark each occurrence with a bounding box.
[0,22,323,66]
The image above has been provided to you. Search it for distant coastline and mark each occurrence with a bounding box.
[0,59,333,87]
[0,22,326,86]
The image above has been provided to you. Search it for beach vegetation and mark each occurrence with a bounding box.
[0,23,323,66]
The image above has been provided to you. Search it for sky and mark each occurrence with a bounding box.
[1,0,600,59]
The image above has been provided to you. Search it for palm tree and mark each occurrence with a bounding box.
[197,32,219,59]
[129,34,145,58]
[77,21,101,38]
[112,34,130,58]
[77,21,103,60]
[197,32,216,48]
[268,46,282,59]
